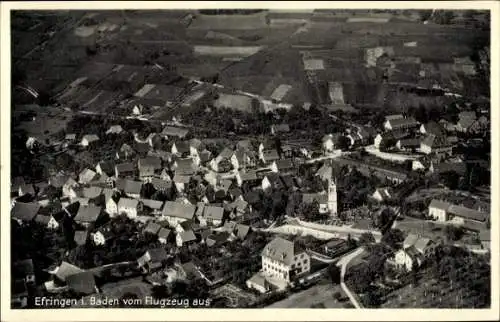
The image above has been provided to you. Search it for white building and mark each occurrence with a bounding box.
[261,237,310,285]
[428,199,451,222]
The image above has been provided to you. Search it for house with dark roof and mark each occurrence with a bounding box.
[270,123,290,135]
[396,138,421,152]
[18,183,36,197]
[66,271,98,295]
[161,126,189,139]
[74,230,90,246]
[158,228,172,244]
[384,117,419,131]
[262,173,284,191]
[137,248,169,272]
[206,232,230,247]
[174,158,197,176]
[115,162,137,178]
[173,174,191,193]
[261,237,310,286]
[420,134,452,155]
[176,230,197,247]
[210,148,235,173]
[95,161,116,177]
[74,205,102,228]
[11,202,40,223]
[143,221,162,236]
[115,179,142,199]
[92,223,116,246]
[151,177,172,193]
[140,199,164,215]
[34,214,61,230]
[260,149,280,165]
[236,170,260,187]
[273,158,294,174]
[138,157,162,180]
[419,121,445,137]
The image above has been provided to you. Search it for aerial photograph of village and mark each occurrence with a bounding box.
[9,7,491,310]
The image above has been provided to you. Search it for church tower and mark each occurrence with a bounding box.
[327,178,337,216]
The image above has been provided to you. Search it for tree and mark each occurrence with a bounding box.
[328,263,341,284]
[382,229,405,250]
[444,225,465,241]
[358,232,375,245]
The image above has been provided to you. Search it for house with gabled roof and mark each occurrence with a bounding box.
[161,201,196,226]
[11,202,40,224]
[394,234,435,271]
[115,178,142,199]
[137,248,169,272]
[138,156,162,180]
[420,134,452,155]
[115,162,137,178]
[174,158,197,176]
[73,229,89,246]
[141,199,164,215]
[270,123,290,135]
[106,125,123,135]
[78,168,97,185]
[92,223,115,246]
[158,227,172,244]
[161,126,189,139]
[372,187,393,203]
[176,230,197,247]
[210,147,235,173]
[143,221,162,236]
[201,205,224,226]
[81,134,100,147]
[384,117,419,131]
[151,177,172,193]
[118,198,143,219]
[419,121,445,137]
[173,174,191,194]
[261,237,310,286]
[74,205,102,228]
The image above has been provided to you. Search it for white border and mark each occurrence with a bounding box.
[1,1,499,321]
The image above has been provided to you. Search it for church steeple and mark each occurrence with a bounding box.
[327,177,337,216]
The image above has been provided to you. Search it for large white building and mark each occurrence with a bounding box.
[261,237,310,284]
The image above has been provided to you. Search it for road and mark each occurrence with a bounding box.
[336,247,365,309]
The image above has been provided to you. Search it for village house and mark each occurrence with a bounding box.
[236,170,260,187]
[11,202,41,224]
[137,248,169,272]
[115,178,142,199]
[372,187,393,203]
[74,205,102,228]
[201,205,225,226]
[262,173,284,191]
[419,121,445,137]
[95,160,116,178]
[210,148,235,173]
[158,227,172,244]
[34,212,65,230]
[66,271,98,296]
[233,149,257,170]
[206,232,231,247]
[479,230,490,250]
[420,134,453,155]
[78,168,97,185]
[80,134,100,147]
[171,141,191,157]
[176,230,197,247]
[161,201,196,227]
[251,237,310,291]
[74,230,90,246]
[396,138,421,152]
[393,234,435,271]
[141,199,164,215]
[65,133,77,142]
[104,192,119,217]
[428,199,489,227]
[118,198,143,219]
[384,117,419,131]
[270,123,290,136]
[151,177,173,194]
[322,134,339,154]
[161,126,189,139]
[115,162,137,178]
[455,111,477,133]
[106,125,123,135]
[138,157,162,181]
[143,221,162,236]
[173,158,198,176]
[116,143,136,160]
[92,224,115,246]
[173,175,191,194]
[260,149,280,165]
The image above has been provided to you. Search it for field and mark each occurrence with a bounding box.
[265,282,346,308]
